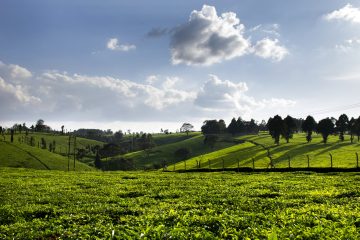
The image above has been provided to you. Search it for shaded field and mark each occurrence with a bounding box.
[1,169,360,239]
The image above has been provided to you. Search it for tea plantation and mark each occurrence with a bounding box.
[1,168,360,239]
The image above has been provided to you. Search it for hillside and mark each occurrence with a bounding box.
[110,133,237,169]
[169,132,360,170]
[0,134,93,170]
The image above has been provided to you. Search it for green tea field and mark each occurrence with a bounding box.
[1,169,360,239]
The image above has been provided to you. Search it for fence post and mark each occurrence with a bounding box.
[237,158,240,172]
[184,160,186,171]
[199,160,201,169]
[356,153,359,168]
[208,159,211,171]
[222,158,225,171]
[173,163,176,171]
[252,158,255,170]
[307,155,310,168]
[288,155,291,169]
[329,153,333,168]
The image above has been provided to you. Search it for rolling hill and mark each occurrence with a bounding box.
[0,132,101,170]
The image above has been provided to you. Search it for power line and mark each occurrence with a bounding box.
[306,102,360,116]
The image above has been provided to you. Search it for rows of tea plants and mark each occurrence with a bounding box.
[1,168,360,239]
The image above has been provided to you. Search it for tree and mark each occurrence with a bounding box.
[349,117,356,143]
[317,118,334,144]
[201,120,226,135]
[114,130,124,141]
[227,118,238,136]
[174,147,191,160]
[356,116,360,142]
[335,114,349,141]
[10,129,14,143]
[302,115,317,143]
[283,115,296,143]
[35,119,45,132]
[95,151,102,169]
[61,125,64,135]
[180,123,194,135]
[267,115,283,145]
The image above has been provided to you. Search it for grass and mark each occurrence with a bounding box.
[170,132,360,170]
[117,134,236,169]
[0,140,94,171]
[1,168,360,239]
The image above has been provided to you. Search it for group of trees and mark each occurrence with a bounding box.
[267,114,360,145]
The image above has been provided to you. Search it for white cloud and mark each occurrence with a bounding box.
[107,38,136,51]
[0,61,32,81]
[41,72,196,110]
[325,4,360,23]
[170,5,251,66]
[145,75,159,84]
[170,5,288,66]
[253,38,289,61]
[335,38,360,52]
[0,77,40,104]
[195,74,295,115]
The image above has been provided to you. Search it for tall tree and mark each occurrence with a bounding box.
[95,151,102,169]
[61,125,64,135]
[204,134,219,150]
[283,115,296,143]
[317,118,334,144]
[180,123,194,135]
[267,115,283,145]
[335,114,349,141]
[302,115,317,143]
[349,117,356,143]
[227,118,238,136]
[35,119,45,132]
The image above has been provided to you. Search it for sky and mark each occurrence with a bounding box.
[1,0,360,132]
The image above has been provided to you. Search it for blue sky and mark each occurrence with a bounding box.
[1,0,360,132]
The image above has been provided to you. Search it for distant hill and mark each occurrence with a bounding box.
[106,132,237,169]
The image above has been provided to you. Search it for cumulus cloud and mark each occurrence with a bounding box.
[107,38,136,51]
[0,60,295,124]
[170,5,288,66]
[253,38,289,61]
[0,61,32,81]
[195,74,295,115]
[41,72,196,110]
[324,4,360,23]
[0,77,40,105]
[170,5,251,66]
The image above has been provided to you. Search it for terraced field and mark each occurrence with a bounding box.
[170,133,360,170]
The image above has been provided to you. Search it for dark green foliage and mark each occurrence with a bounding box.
[317,118,335,144]
[94,151,101,169]
[201,120,226,135]
[10,129,14,143]
[174,147,191,160]
[336,114,349,141]
[302,115,317,143]
[267,115,283,145]
[283,115,296,143]
[227,118,238,136]
[41,138,47,149]
[204,134,219,150]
